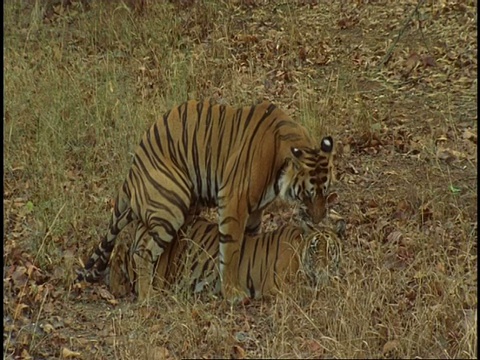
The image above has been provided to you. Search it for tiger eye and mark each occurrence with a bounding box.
[292,147,303,157]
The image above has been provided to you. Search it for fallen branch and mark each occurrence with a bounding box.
[377,0,425,69]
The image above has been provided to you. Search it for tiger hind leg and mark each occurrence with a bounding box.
[133,224,188,301]
[131,227,157,302]
[133,174,193,301]
[108,240,133,298]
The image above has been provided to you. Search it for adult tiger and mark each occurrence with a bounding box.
[108,206,346,299]
[76,99,335,301]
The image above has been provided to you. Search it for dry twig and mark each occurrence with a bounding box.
[377,0,425,69]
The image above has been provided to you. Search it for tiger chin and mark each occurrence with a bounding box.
[108,204,345,301]
[76,99,336,302]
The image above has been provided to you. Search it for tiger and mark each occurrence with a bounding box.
[108,205,346,299]
[76,99,336,301]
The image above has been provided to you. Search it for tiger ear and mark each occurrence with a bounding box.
[326,192,339,206]
[320,136,334,153]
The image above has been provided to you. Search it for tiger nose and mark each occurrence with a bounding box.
[309,206,327,224]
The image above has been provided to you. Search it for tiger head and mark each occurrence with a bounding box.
[302,218,346,287]
[278,135,336,227]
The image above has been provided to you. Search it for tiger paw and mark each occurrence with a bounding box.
[135,274,156,302]
[222,285,250,305]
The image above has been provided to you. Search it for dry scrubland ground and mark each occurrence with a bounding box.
[3,0,477,358]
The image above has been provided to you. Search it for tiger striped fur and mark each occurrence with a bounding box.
[108,208,345,299]
[76,99,335,301]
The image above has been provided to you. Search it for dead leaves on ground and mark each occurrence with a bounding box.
[3,254,81,358]
[3,192,122,358]
[61,347,82,359]
[343,121,475,162]
[382,339,401,356]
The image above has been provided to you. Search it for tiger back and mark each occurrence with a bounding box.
[108,215,345,299]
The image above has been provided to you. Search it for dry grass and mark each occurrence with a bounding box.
[3,0,477,359]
